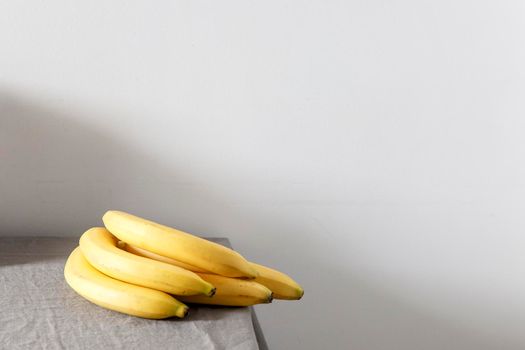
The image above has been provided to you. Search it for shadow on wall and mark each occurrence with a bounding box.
[2,91,118,235]
[0,91,521,350]
[0,90,219,236]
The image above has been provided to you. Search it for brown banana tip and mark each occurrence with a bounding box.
[182,307,189,318]
[209,287,217,297]
[267,293,274,303]
[298,289,304,300]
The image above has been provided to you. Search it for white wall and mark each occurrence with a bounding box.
[2,1,525,349]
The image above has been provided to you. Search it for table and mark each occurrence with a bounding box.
[0,237,267,350]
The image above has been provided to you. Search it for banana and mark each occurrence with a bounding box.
[64,247,188,319]
[102,210,258,278]
[79,227,215,296]
[122,243,303,300]
[249,262,304,300]
[121,245,271,305]
[121,242,209,273]
[178,274,273,306]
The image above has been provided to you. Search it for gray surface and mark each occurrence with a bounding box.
[0,237,260,350]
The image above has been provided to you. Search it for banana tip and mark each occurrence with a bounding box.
[209,287,217,297]
[267,293,274,303]
[298,289,304,300]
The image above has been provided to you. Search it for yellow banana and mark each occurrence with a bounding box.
[64,247,188,319]
[121,242,209,273]
[122,243,303,300]
[178,274,273,306]
[79,227,215,296]
[102,210,258,278]
[249,262,304,300]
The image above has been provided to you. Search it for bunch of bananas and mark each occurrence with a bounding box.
[64,210,303,319]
